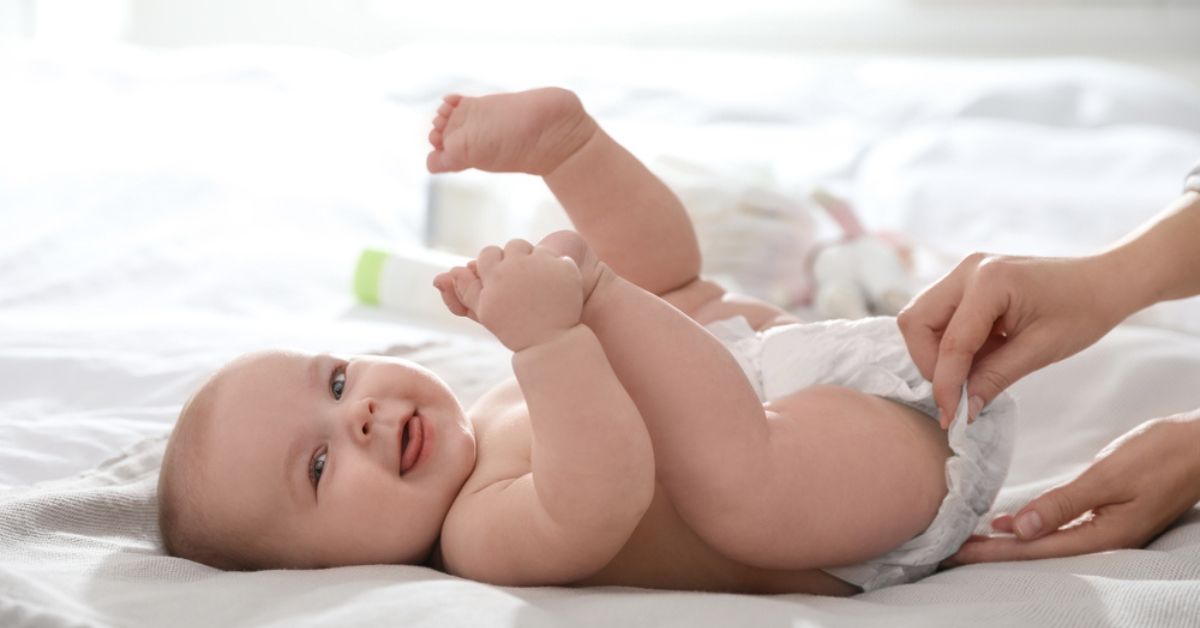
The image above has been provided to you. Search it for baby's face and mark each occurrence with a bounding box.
[200,351,475,568]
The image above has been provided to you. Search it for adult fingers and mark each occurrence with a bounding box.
[963,327,1055,421]
[1010,463,1121,541]
[946,505,1133,564]
[896,304,946,384]
[930,283,1010,428]
[897,253,988,381]
[897,272,967,382]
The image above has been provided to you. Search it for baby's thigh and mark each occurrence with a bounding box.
[662,384,954,571]
[766,385,952,563]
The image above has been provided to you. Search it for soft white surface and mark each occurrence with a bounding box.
[2,42,1199,627]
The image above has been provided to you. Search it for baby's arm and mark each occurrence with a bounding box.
[434,240,654,585]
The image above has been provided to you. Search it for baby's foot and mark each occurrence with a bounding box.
[427,87,598,176]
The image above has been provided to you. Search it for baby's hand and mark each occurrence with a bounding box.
[434,239,584,352]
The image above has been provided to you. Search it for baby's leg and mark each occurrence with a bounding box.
[428,88,701,296]
[581,265,950,570]
[579,260,776,542]
[746,386,952,570]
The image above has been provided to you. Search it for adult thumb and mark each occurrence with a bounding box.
[965,333,1052,419]
[1012,470,1106,541]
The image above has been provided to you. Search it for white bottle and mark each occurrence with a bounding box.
[354,247,470,322]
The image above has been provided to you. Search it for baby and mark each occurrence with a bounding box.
[157,88,1016,595]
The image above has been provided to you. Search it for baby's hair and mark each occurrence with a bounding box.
[157,369,255,571]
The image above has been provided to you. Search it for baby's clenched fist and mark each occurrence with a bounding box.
[434,238,584,352]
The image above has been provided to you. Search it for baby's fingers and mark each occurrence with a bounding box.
[450,266,483,318]
[434,271,470,317]
[435,267,483,320]
[476,245,503,276]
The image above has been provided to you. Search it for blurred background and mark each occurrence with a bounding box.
[3,0,1199,85]
[3,0,1199,323]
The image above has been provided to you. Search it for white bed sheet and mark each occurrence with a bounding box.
[2,42,1199,627]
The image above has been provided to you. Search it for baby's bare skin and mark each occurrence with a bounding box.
[429,89,952,594]
[164,88,952,591]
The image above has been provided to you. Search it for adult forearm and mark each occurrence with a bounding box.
[513,324,655,534]
[1099,191,1200,317]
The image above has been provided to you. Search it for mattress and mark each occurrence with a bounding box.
[2,42,1199,627]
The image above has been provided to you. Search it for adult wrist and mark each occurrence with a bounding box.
[1085,249,1154,326]
[1096,191,1200,317]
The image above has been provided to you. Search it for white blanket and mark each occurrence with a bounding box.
[3,326,1199,627]
[2,42,1199,627]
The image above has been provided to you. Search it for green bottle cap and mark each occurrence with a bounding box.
[354,249,387,305]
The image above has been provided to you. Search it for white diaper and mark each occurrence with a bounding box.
[704,315,1016,592]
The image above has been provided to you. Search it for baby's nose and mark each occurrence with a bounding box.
[349,397,377,438]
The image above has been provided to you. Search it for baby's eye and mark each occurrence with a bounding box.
[310,449,327,487]
[330,367,346,400]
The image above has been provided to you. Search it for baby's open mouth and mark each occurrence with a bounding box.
[399,414,424,475]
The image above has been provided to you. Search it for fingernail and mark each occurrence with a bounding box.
[937,407,947,430]
[1015,511,1042,539]
[968,395,983,422]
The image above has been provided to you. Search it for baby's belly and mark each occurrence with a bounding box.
[575,484,861,596]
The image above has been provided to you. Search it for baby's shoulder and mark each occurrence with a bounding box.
[468,377,530,437]
[460,379,534,493]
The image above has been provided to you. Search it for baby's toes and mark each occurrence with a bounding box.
[426,150,445,174]
[431,133,469,173]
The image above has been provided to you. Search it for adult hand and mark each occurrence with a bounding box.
[898,253,1130,429]
[946,412,1200,565]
